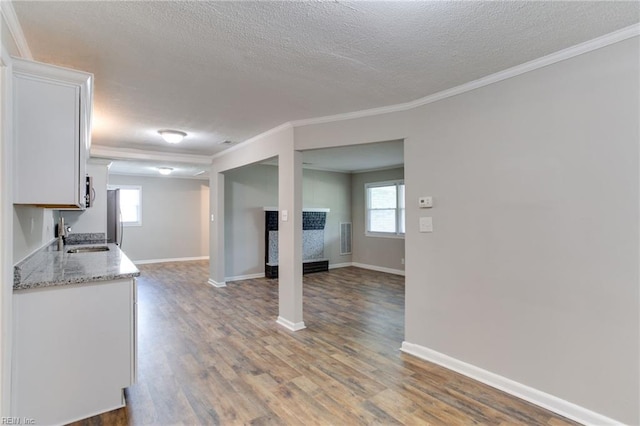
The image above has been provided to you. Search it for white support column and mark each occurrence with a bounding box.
[208,170,226,287]
[276,149,305,331]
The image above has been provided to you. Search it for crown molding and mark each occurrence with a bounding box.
[210,122,293,161]
[0,1,32,59]
[290,23,640,128]
[91,145,212,165]
[211,24,639,163]
[108,170,209,181]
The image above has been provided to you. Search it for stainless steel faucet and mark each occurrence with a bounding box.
[57,216,67,251]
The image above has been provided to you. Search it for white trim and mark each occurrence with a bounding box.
[353,164,405,174]
[365,180,405,237]
[400,342,623,426]
[328,262,352,269]
[210,122,293,161]
[365,232,405,240]
[91,145,212,165]
[225,272,265,282]
[290,23,640,128]
[276,316,306,331]
[0,0,33,59]
[208,278,227,288]
[107,170,209,181]
[351,262,405,276]
[263,207,330,212]
[133,256,209,265]
[210,24,640,165]
[108,184,142,227]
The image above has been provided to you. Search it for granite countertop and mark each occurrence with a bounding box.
[14,238,140,291]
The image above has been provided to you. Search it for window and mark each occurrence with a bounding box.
[109,185,142,227]
[365,180,405,237]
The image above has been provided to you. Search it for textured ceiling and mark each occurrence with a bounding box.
[261,139,404,173]
[13,1,640,159]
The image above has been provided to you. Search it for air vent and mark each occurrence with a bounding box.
[340,222,352,255]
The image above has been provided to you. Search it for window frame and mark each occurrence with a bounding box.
[365,179,405,239]
[107,184,142,227]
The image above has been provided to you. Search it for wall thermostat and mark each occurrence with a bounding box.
[418,196,433,208]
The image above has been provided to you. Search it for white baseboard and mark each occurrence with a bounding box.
[400,342,622,426]
[352,262,405,276]
[134,256,209,265]
[225,272,265,282]
[276,316,306,331]
[207,278,226,288]
[329,262,353,269]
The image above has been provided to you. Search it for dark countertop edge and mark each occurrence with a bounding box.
[14,271,141,292]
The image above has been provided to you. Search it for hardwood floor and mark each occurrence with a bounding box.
[70,261,578,425]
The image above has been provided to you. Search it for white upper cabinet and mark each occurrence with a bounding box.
[12,58,93,209]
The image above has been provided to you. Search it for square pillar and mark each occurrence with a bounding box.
[276,149,304,330]
[208,170,226,287]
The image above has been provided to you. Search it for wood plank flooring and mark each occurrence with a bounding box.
[70,261,578,425]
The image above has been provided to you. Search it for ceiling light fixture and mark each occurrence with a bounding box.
[158,167,173,176]
[158,129,187,144]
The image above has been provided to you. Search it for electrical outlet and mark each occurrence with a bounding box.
[401,258,405,265]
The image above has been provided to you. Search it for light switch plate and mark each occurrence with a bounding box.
[419,196,433,208]
[419,217,433,232]
[281,210,288,221]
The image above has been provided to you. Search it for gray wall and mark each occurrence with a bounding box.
[302,169,352,267]
[351,167,404,272]
[224,164,279,278]
[224,164,352,279]
[108,174,209,262]
[292,37,639,424]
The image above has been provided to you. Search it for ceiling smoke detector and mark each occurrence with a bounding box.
[158,129,187,144]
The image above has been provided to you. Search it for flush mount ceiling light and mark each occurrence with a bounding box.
[158,167,173,176]
[158,129,187,144]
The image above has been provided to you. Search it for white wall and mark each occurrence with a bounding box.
[108,175,209,262]
[213,36,639,423]
[224,164,352,279]
[351,167,404,272]
[0,12,19,415]
[12,206,55,264]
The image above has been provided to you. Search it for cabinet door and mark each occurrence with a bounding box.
[13,74,81,206]
[12,279,134,425]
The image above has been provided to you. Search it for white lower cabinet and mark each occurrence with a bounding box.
[12,278,137,425]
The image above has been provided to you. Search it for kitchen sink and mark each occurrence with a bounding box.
[67,246,110,254]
